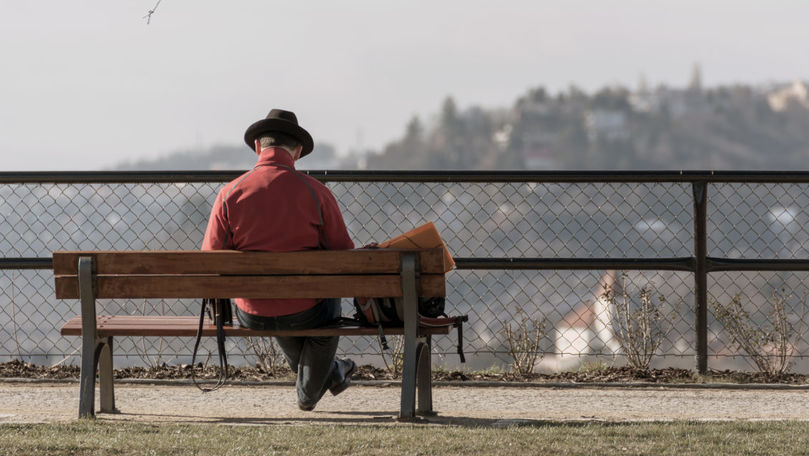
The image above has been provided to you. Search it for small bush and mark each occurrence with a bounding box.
[712,289,801,375]
[602,274,665,371]
[246,337,285,374]
[501,309,545,375]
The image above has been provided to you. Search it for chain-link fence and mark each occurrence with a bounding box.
[2,172,809,373]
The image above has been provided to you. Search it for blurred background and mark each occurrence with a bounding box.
[1,1,807,171]
[3,1,809,374]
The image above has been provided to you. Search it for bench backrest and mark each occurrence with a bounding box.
[53,248,446,300]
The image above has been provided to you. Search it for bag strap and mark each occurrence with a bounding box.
[370,299,391,351]
[191,299,230,392]
[418,315,469,363]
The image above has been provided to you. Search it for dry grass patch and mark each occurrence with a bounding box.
[2,421,809,456]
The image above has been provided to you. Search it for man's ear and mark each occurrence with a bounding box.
[254,139,261,155]
[294,145,303,160]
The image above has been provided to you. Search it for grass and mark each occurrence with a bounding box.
[576,360,611,375]
[2,421,809,455]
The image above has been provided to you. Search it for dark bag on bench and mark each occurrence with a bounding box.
[354,296,446,325]
[206,297,233,328]
[353,296,467,362]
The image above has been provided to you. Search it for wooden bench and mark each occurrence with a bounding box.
[54,247,454,420]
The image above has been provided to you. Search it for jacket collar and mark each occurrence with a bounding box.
[256,147,296,169]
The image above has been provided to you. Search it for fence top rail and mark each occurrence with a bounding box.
[5,170,809,184]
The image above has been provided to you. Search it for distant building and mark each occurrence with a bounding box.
[516,127,558,169]
[767,80,809,112]
[629,85,709,119]
[521,147,556,169]
[540,270,622,371]
[585,110,628,141]
[629,91,655,113]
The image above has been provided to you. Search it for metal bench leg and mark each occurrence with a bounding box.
[399,252,418,420]
[78,256,97,419]
[78,339,100,418]
[98,337,116,413]
[416,336,435,416]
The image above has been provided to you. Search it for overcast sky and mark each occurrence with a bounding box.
[1,1,808,170]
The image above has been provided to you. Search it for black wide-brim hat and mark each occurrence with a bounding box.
[244,109,314,157]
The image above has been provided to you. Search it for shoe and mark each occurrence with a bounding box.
[328,358,356,396]
[298,401,316,412]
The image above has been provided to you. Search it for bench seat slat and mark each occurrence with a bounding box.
[52,248,445,276]
[54,274,446,299]
[60,315,451,338]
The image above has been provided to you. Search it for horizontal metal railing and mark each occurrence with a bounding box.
[6,170,809,183]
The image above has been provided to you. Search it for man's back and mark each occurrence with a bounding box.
[202,147,353,316]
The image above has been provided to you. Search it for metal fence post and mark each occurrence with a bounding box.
[693,181,708,374]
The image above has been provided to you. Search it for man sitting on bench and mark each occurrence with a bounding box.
[202,108,357,411]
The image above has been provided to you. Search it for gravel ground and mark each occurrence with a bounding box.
[2,382,809,425]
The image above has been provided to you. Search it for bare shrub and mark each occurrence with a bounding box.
[134,299,167,368]
[501,309,545,375]
[380,335,405,378]
[602,274,665,371]
[712,289,802,375]
[246,337,285,374]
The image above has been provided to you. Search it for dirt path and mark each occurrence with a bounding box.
[1,382,808,425]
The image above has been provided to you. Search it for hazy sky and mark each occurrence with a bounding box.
[1,1,808,170]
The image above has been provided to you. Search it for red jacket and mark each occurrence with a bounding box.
[202,147,354,316]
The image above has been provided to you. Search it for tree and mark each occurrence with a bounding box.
[689,62,703,93]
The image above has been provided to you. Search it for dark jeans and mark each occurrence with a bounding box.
[236,299,341,407]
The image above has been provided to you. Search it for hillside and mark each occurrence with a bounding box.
[115,80,809,171]
[369,81,809,170]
